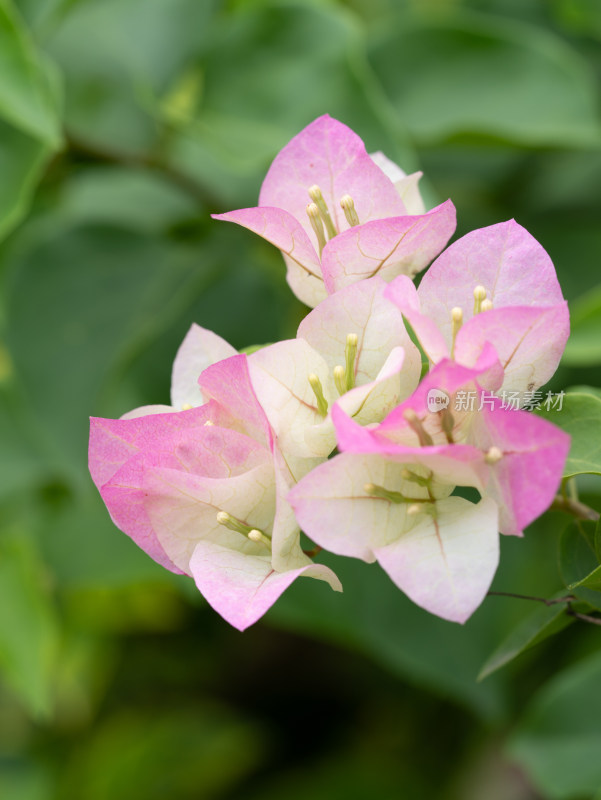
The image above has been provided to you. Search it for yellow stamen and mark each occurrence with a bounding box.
[480,298,493,312]
[403,408,434,447]
[248,529,272,548]
[333,365,346,396]
[473,285,487,314]
[306,202,327,255]
[484,446,503,465]
[364,483,408,504]
[450,306,463,358]
[340,194,360,227]
[440,407,455,444]
[344,333,358,392]
[308,185,337,239]
[400,468,432,488]
[308,373,328,417]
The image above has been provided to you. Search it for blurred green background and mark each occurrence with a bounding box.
[2,0,601,798]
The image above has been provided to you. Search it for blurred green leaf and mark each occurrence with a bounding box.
[368,10,601,146]
[559,520,601,609]
[507,648,601,799]
[160,2,417,206]
[56,167,200,232]
[0,1,62,238]
[0,0,61,145]
[5,221,217,479]
[536,390,601,477]
[45,0,217,154]
[563,284,601,366]
[59,706,265,799]
[0,535,58,717]
[0,121,53,240]
[478,598,574,681]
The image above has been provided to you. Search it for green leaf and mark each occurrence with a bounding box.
[368,10,601,146]
[45,0,216,155]
[0,0,61,145]
[159,2,417,206]
[0,534,58,717]
[56,167,200,232]
[5,222,217,479]
[562,284,601,366]
[0,2,62,238]
[559,520,601,608]
[536,390,601,477]
[507,649,601,799]
[0,120,53,240]
[478,598,574,680]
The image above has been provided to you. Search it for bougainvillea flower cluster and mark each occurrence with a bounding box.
[90,115,570,630]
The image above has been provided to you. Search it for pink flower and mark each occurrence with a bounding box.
[289,352,570,623]
[333,353,571,537]
[246,276,422,459]
[89,353,341,631]
[386,220,570,400]
[213,115,456,307]
[289,449,499,624]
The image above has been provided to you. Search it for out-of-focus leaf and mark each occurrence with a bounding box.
[45,0,216,154]
[552,0,601,39]
[40,492,170,587]
[0,535,58,717]
[0,121,53,240]
[507,648,601,799]
[58,706,265,799]
[0,0,61,145]
[5,223,217,479]
[0,2,62,238]
[56,167,200,232]
[162,2,417,206]
[0,382,53,499]
[0,762,52,800]
[536,390,601,477]
[478,598,574,680]
[559,520,601,608]
[563,284,601,366]
[368,10,601,146]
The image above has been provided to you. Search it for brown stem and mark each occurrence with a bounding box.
[551,494,600,521]
[303,545,323,559]
[487,591,575,606]
[566,607,601,626]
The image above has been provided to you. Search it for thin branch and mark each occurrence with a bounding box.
[303,545,323,559]
[487,591,575,606]
[551,494,600,521]
[566,607,601,626]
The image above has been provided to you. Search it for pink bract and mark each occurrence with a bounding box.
[213,115,456,307]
